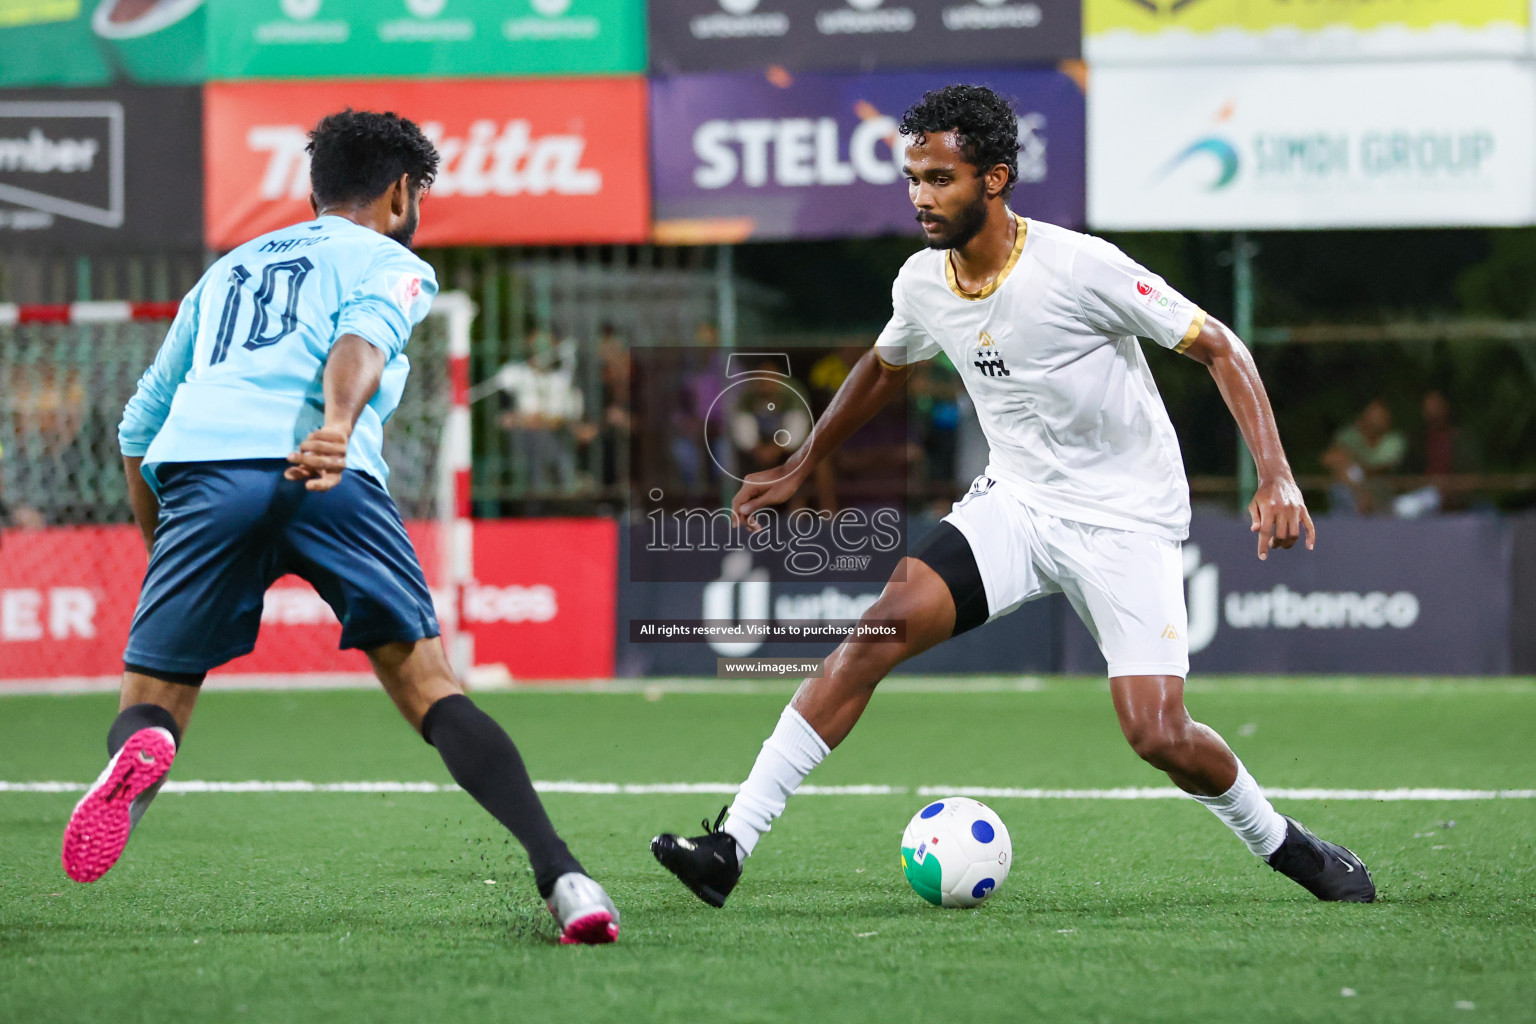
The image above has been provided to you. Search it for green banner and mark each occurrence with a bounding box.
[0,0,205,85]
[206,0,644,79]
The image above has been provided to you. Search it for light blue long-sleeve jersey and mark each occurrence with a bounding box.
[119,216,438,494]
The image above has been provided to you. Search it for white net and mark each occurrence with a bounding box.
[0,303,461,685]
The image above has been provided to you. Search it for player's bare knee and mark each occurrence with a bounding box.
[1125,722,1191,769]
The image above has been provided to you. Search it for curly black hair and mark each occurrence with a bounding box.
[899,85,1018,197]
[307,109,439,208]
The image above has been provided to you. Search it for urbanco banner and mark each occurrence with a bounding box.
[1061,516,1512,676]
[649,0,1080,74]
[1088,63,1536,231]
[207,0,644,79]
[203,79,649,250]
[0,86,203,252]
[1084,0,1528,63]
[652,67,1084,243]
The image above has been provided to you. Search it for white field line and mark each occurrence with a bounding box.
[1,781,1532,800]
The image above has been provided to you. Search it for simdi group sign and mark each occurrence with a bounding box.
[203,78,649,249]
[1084,0,1529,63]
[1087,61,1536,230]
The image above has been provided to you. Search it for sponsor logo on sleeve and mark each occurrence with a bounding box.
[391,272,423,314]
[1134,278,1183,320]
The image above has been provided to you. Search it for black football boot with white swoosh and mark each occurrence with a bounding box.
[1266,815,1376,902]
[650,807,743,908]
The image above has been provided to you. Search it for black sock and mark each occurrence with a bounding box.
[421,694,583,898]
[107,703,182,757]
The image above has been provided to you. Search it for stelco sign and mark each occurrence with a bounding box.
[652,68,1084,241]
[204,78,648,249]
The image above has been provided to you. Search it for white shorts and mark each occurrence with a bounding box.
[942,476,1190,678]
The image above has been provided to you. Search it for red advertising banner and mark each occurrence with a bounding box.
[204,79,650,250]
[0,518,616,685]
[463,519,617,681]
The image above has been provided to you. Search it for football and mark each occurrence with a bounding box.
[900,797,1012,908]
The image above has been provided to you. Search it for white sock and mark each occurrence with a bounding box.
[721,706,830,862]
[1192,760,1288,857]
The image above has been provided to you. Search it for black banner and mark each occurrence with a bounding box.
[649,0,1080,74]
[0,87,203,253]
[615,518,1059,677]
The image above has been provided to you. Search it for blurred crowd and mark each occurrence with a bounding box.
[1323,391,1477,518]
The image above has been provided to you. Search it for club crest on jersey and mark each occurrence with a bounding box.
[972,330,1010,378]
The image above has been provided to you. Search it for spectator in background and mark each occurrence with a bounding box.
[1395,389,1475,517]
[729,358,813,480]
[909,359,960,511]
[496,328,596,493]
[672,323,730,496]
[596,324,631,491]
[0,440,46,535]
[1323,398,1406,515]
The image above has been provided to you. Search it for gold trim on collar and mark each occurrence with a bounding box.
[1173,308,1207,355]
[945,214,1027,301]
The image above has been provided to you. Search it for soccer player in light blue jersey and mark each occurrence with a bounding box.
[61,110,618,945]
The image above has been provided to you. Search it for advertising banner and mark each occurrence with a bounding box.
[0,86,203,252]
[649,0,1080,74]
[1084,0,1528,63]
[652,68,1084,243]
[0,518,616,684]
[0,0,206,85]
[1088,62,1536,231]
[206,0,644,80]
[616,520,1057,677]
[203,78,649,250]
[464,518,617,680]
[1062,516,1512,676]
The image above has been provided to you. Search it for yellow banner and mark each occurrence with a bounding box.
[1086,0,1527,36]
[0,0,78,29]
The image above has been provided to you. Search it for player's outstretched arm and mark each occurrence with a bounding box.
[731,350,912,531]
[286,333,387,492]
[1181,315,1315,561]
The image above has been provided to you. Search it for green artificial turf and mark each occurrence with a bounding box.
[1,678,1533,1024]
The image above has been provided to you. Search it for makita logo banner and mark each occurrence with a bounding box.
[205,79,649,249]
[0,88,202,252]
[650,0,1079,73]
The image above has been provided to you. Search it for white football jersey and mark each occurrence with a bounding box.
[874,216,1204,541]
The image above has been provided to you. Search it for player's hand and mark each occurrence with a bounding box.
[731,463,808,532]
[1248,475,1315,561]
[285,424,351,492]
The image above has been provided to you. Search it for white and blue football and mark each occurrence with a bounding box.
[900,796,1012,908]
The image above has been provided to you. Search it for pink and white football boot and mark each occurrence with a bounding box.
[545,873,620,945]
[61,727,177,883]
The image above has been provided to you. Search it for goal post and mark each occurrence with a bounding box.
[0,293,476,689]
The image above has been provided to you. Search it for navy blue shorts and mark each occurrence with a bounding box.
[124,459,440,675]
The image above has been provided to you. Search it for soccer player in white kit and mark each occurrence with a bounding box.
[653,85,1376,905]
